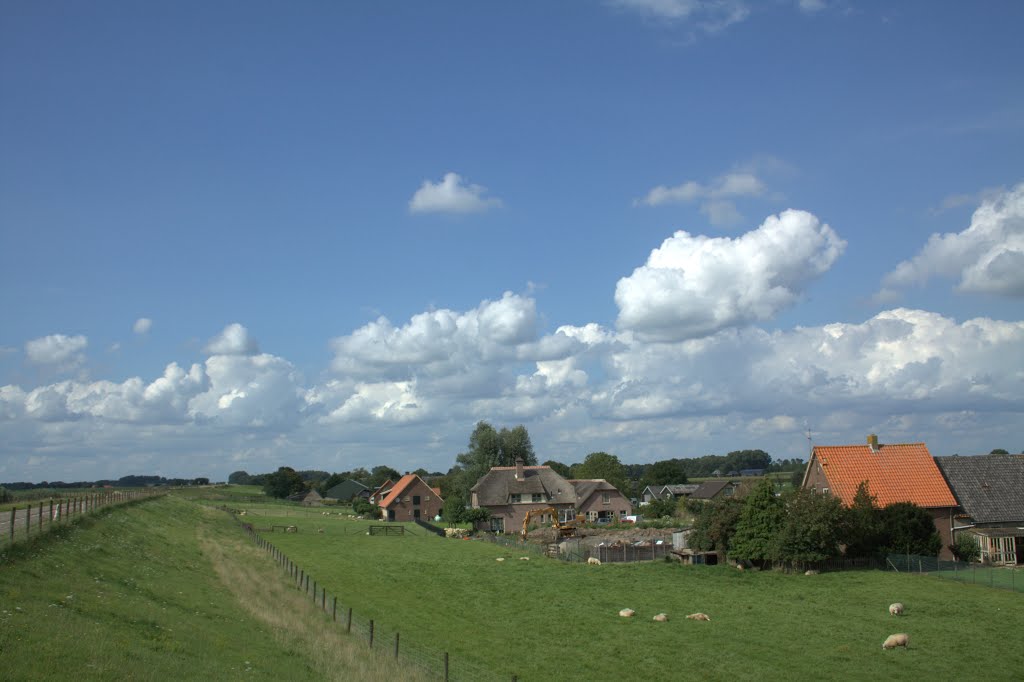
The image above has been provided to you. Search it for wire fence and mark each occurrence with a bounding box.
[887,553,1023,593]
[226,508,518,681]
[0,489,165,548]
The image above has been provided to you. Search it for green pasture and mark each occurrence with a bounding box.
[249,504,1024,681]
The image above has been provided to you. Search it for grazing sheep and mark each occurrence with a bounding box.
[619,608,635,618]
[653,613,669,622]
[735,564,745,572]
[588,557,602,566]
[285,525,297,533]
[889,602,904,616]
[239,511,247,516]
[882,633,909,650]
[496,557,505,562]
[317,528,324,534]
[519,557,530,561]
[686,613,711,621]
[804,569,819,576]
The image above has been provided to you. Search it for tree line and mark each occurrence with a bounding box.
[0,474,210,490]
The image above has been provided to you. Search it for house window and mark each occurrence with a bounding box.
[602,493,610,505]
[724,487,734,497]
[510,494,522,503]
[413,495,421,506]
[822,488,830,495]
[532,493,545,503]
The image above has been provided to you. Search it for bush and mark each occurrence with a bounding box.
[951,533,980,563]
[351,498,376,516]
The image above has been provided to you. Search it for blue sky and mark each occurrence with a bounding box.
[1,1,1022,482]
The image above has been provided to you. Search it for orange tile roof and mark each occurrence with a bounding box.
[813,442,956,508]
[369,479,394,505]
[379,474,417,509]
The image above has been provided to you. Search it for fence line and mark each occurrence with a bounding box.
[1,489,165,548]
[225,507,516,681]
[887,553,1022,593]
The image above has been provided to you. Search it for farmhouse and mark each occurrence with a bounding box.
[323,479,370,502]
[470,458,632,532]
[641,484,699,503]
[935,453,1024,566]
[378,474,444,522]
[802,434,957,560]
[689,480,742,501]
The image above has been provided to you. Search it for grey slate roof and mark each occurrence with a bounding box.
[664,484,699,496]
[934,454,1024,524]
[471,466,577,506]
[690,481,730,500]
[568,479,619,504]
[324,479,370,500]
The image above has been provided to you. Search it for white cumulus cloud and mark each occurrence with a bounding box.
[133,318,153,334]
[408,172,503,214]
[204,323,260,356]
[25,334,88,370]
[881,183,1024,298]
[615,209,846,341]
[608,0,750,33]
[637,171,767,227]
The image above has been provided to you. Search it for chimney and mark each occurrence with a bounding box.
[867,434,879,452]
[515,457,525,481]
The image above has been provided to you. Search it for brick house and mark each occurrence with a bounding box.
[368,479,394,506]
[802,434,957,560]
[935,454,1024,565]
[378,474,444,523]
[470,458,632,532]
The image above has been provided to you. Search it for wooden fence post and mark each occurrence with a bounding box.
[369,620,374,648]
[321,589,326,611]
[26,503,32,536]
[394,632,399,658]
[332,597,337,621]
[444,652,449,682]
[37,503,42,532]
[9,507,14,544]
[347,607,352,633]
[49,499,54,529]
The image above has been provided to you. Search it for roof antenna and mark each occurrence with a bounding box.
[804,421,813,459]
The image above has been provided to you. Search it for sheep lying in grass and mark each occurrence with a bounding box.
[804,569,819,575]
[519,557,530,561]
[496,557,505,562]
[588,557,602,566]
[686,613,711,621]
[653,613,669,622]
[882,633,909,650]
[889,602,904,616]
[619,608,635,618]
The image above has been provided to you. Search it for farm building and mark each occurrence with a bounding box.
[378,474,444,522]
[802,434,958,560]
[641,484,699,504]
[323,479,370,502]
[689,480,742,501]
[368,479,394,506]
[287,489,323,507]
[470,458,632,532]
[935,453,1024,566]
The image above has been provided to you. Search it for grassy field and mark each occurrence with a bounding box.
[0,496,427,681]
[239,502,1024,681]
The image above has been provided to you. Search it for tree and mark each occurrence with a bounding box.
[878,502,942,557]
[950,534,980,563]
[688,498,743,552]
[498,425,537,466]
[263,467,305,499]
[729,478,784,565]
[442,486,468,524]
[842,481,882,558]
[572,452,629,496]
[776,488,844,564]
[0,486,10,503]
[543,460,572,478]
[318,473,346,494]
[643,459,688,486]
[368,465,401,488]
[642,497,677,519]
[990,448,1009,455]
[228,470,252,485]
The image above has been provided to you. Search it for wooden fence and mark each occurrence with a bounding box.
[226,508,517,681]
[1,489,165,547]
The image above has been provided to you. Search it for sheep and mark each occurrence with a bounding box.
[285,525,297,533]
[588,557,602,566]
[496,557,505,562]
[618,608,635,618]
[804,569,819,576]
[882,633,909,650]
[317,528,324,534]
[889,602,904,616]
[238,511,247,516]
[519,557,530,561]
[653,613,669,622]
[686,613,711,621]
[735,564,745,572]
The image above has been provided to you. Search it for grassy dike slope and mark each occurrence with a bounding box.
[0,496,424,681]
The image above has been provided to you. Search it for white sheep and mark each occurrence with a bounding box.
[317,528,324,534]
[496,557,505,562]
[653,613,669,622]
[619,608,635,618]
[882,633,909,650]
[519,556,530,561]
[686,613,711,621]
[804,569,819,576]
[588,557,602,566]
[889,602,904,616]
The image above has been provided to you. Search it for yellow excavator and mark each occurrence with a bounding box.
[521,507,585,540]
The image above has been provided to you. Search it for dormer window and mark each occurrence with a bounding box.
[510,494,522,503]
[532,493,545,503]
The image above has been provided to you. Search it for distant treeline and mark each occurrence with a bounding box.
[622,450,805,482]
[1,474,210,490]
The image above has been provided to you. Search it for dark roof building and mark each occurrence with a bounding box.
[934,454,1024,525]
[323,479,370,502]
